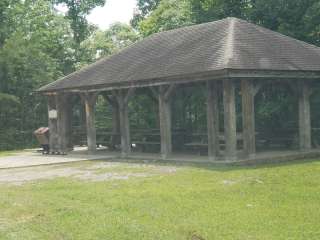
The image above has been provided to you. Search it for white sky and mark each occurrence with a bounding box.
[56,0,137,30]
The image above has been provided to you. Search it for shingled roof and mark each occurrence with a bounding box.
[38,17,320,93]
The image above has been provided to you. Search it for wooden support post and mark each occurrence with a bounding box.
[115,89,134,157]
[104,94,120,150]
[79,98,86,135]
[207,81,220,160]
[158,85,175,159]
[56,93,72,154]
[223,79,237,160]
[241,79,256,157]
[298,81,312,151]
[48,95,59,153]
[82,92,98,153]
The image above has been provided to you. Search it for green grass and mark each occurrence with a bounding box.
[0,151,20,157]
[0,160,320,239]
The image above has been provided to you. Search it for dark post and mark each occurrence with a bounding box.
[223,79,237,160]
[82,92,98,153]
[48,94,59,153]
[298,81,312,150]
[241,79,256,157]
[158,85,176,159]
[115,89,134,157]
[159,86,171,159]
[56,93,73,154]
[207,81,220,160]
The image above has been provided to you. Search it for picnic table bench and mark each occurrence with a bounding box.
[255,129,297,149]
[184,133,243,155]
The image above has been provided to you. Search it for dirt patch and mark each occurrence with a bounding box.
[0,161,178,185]
[76,172,151,181]
[222,177,264,186]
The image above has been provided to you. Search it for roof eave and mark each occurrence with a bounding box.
[36,68,320,94]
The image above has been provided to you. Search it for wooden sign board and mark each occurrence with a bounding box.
[49,109,57,119]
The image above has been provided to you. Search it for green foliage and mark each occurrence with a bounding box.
[188,0,320,46]
[131,0,161,28]
[53,0,106,45]
[95,96,113,129]
[190,0,248,23]
[248,0,320,45]
[172,87,207,132]
[0,0,140,150]
[130,90,158,130]
[137,0,320,46]
[0,0,74,91]
[0,0,75,150]
[79,23,139,67]
[0,92,20,105]
[0,93,21,150]
[0,93,20,127]
[138,0,193,36]
[255,84,298,131]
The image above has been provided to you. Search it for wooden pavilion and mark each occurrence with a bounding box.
[38,17,320,163]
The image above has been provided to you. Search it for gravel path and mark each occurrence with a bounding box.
[0,161,178,185]
[0,151,117,169]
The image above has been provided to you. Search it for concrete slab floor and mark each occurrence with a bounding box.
[0,149,118,169]
[2,147,320,169]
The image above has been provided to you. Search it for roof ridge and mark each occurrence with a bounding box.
[223,17,236,67]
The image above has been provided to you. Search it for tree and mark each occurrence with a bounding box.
[53,0,106,45]
[249,0,320,46]
[0,0,75,150]
[1,0,74,92]
[0,0,20,47]
[131,0,161,28]
[0,93,21,150]
[188,0,320,46]
[78,23,139,67]
[190,0,248,24]
[138,0,193,36]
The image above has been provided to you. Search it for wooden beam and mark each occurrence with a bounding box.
[82,92,98,153]
[150,86,159,100]
[48,95,59,153]
[253,82,263,96]
[56,93,72,154]
[164,84,176,101]
[207,81,220,160]
[148,84,176,159]
[111,101,120,150]
[115,89,134,157]
[159,85,173,159]
[298,81,312,150]
[241,79,256,157]
[223,79,237,160]
[125,88,135,104]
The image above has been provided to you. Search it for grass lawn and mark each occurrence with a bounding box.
[0,159,319,239]
[0,151,20,157]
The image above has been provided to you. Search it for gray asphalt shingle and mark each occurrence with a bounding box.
[38,17,320,92]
